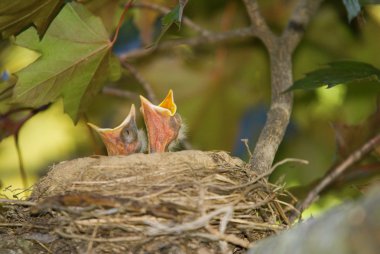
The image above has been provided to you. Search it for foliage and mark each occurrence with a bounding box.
[289,61,380,91]
[0,0,64,38]
[12,3,120,122]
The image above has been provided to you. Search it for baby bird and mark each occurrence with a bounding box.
[140,90,183,153]
[87,104,146,155]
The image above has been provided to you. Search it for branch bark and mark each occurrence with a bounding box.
[246,0,324,175]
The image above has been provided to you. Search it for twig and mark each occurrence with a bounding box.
[223,158,307,191]
[146,206,233,235]
[119,27,254,60]
[241,139,253,158]
[55,229,141,242]
[0,223,49,230]
[297,133,380,214]
[229,218,285,231]
[121,61,158,104]
[14,134,27,188]
[86,225,98,254]
[111,0,134,45]
[132,2,211,36]
[193,227,251,248]
[0,198,36,206]
[271,158,309,172]
[34,240,52,253]
[102,86,139,100]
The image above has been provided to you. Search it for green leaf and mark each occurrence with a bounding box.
[0,0,64,38]
[12,3,119,122]
[288,61,380,91]
[153,4,181,46]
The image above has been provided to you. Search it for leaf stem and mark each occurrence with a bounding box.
[111,0,134,45]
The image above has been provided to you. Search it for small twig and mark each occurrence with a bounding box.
[195,227,251,248]
[132,2,211,36]
[111,0,134,45]
[229,218,285,231]
[233,193,276,210]
[86,225,98,254]
[0,223,49,230]
[146,206,233,235]
[34,240,52,254]
[273,201,290,225]
[13,134,26,189]
[271,158,309,172]
[102,86,139,100]
[55,229,141,242]
[121,61,158,104]
[0,198,36,206]
[241,139,253,158]
[297,133,380,215]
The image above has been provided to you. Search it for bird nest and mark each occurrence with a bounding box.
[1,150,297,253]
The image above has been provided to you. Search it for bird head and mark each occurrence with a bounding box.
[87,104,145,155]
[140,90,182,153]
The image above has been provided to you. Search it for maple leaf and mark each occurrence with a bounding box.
[0,0,64,38]
[12,3,121,122]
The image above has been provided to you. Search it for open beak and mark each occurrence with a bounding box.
[88,104,142,155]
[140,90,181,153]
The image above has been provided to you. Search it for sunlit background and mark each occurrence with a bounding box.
[1,0,380,218]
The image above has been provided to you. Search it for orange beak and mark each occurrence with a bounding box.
[88,104,143,155]
[140,90,181,153]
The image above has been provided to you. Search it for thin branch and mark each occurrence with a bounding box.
[241,0,276,47]
[111,0,134,45]
[119,27,254,60]
[282,0,325,53]
[102,86,139,100]
[0,198,36,206]
[121,61,158,104]
[14,133,27,189]
[297,133,380,214]
[55,229,141,242]
[132,2,211,36]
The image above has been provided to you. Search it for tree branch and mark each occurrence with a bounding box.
[102,86,139,101]
[132,2,211,36]
[241,0,276,47]
[297,133,380,215]
[121,61,158,104]
[282,0,325,53]
[247,0,324,175]
[119,27,254,60]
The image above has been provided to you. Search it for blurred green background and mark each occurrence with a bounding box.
[1,0,380,217]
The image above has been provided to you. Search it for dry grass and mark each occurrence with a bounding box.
[0,150,300,253]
